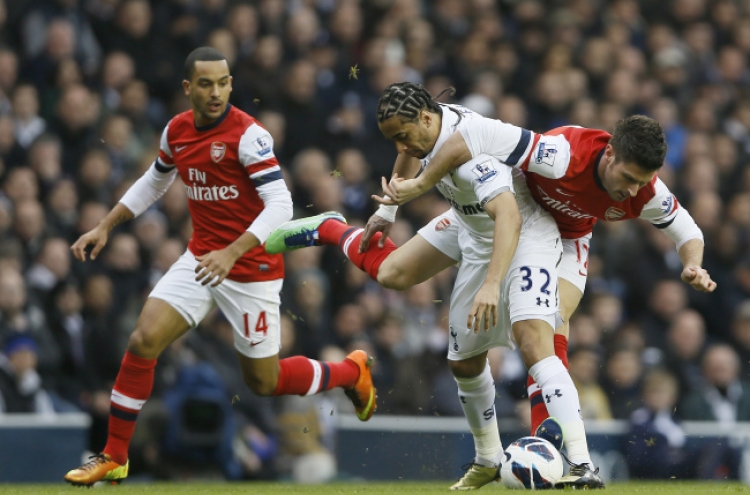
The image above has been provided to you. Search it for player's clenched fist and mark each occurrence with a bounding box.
[71,226,109,262]
[681,266,717,293]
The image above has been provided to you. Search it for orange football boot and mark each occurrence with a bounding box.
[344,350,377,421]
[64,453,129,487]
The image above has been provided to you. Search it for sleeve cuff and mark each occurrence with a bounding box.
[247,219,273,245]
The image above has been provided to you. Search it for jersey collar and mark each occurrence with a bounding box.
[592,146,607,192]
[194,103,232,132]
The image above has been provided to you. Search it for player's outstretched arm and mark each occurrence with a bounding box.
[71,203,135,262]
[376,131,472,206]
[467,191,521,333]
[678,238,717,292]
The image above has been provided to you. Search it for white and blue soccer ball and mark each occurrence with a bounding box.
[500,436,563,489]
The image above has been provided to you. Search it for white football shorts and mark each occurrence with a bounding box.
[149,249,282,359]
[417,209,462,262]
[419,209,562,361]
[558,234,592,295]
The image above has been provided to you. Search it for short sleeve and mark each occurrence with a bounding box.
[156,122,175,169]
[457,116,534,167]
[456,155,514,206]
[639,178,680,225]
[524,134,572,179]
[238,123,282,188]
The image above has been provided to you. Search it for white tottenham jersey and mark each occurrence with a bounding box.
[422,104,556,242]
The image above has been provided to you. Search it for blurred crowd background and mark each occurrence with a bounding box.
[1,0,750,482]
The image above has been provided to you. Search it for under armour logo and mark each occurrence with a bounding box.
[536,297,549,307]
[545,389,563,403]
[460,395,466,404]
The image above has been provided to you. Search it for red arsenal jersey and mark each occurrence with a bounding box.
[156,104,285,282]
[519,126,679,239]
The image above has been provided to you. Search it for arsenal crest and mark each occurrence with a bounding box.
[604,207,625,221]
[210,142,226,163]
[435,217,451,232]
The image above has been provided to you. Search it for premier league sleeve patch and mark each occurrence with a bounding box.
[535,141,557,167]
[253,136,272,157]
[472,160,498,183]
[526,134,571,179]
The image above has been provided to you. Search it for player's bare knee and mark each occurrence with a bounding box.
[449,357,485,379]
[376,264,412,291]
[127,328,160,358]
[242,372,277,396]
[514,321,553,368]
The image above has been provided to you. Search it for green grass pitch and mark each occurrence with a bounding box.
[0,482,747,494]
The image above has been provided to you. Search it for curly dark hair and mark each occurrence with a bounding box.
[376,82,453,123]
[609,115,667,172]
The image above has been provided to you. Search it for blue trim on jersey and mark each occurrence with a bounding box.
[653,214,677,229]
[194,103,232,132]
[154,159,174,173]
[251,169,283,187]
[505,128,531,165]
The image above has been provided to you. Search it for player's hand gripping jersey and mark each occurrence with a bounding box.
[121,104,290,282]
[458,120,701,248]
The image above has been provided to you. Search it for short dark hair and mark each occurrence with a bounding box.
[609,115,667,172]
[376,82,448,123]
[184,47,227,80]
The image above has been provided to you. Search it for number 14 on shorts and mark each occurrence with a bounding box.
[244,311,268,346]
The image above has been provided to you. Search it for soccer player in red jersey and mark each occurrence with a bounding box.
[64,47,376,487]
[376,114,715,446]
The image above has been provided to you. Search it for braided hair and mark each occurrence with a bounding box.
[376,82,454,123]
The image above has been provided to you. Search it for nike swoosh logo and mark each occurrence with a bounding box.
[175,145,188,152]
[250,339,266,347]
[556,188,574,196]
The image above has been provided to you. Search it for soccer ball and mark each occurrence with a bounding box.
[500,436,564,489]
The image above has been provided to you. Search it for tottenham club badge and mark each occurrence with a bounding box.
[211,142,226,163]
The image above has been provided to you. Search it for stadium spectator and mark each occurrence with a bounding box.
[663,308,708,396]
[679,343,750,422]
[627,367,741,480]
[601,347,643,420]
[568,346,612,420]
[0,334,56,414]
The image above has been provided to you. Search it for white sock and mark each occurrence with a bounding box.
[454,361,503,467]
[528,356,592,468]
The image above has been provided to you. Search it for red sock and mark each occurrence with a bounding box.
[528,334,570,434]
[103,351,156,465]
[554,333,569,368]
[318,218,351,245]
[272,355,360,396]
[319,219,397,280]
[528,374,548,435]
